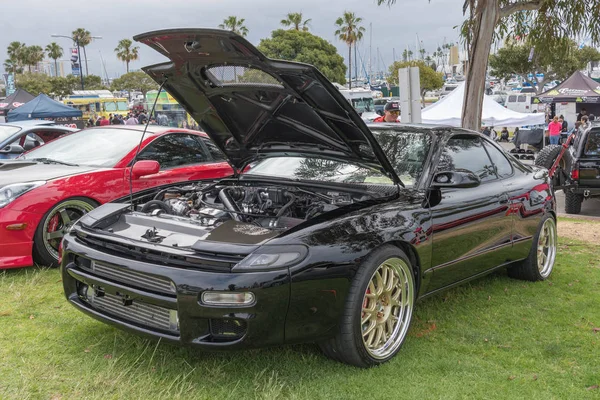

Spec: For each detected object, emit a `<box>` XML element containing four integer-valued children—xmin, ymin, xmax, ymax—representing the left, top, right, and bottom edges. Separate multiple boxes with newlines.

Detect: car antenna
<box><xmin>129</xmin><ymin>79</ymin><xmax>167</xmax><ymax>211</ymax></box>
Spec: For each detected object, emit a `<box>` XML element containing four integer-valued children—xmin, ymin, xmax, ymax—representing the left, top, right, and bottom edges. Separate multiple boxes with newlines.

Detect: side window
<box><xmin>517</xmin><ymin>95</ymin><xmax>526</xmax><ymax>103</ymax></box>
<box><xmin>137</xmin><ymin>134</ymin><xmax>210</xmax><ymax>169</ymax></box>
<box><xmin>438</xmin><ymin>135</ymin><xmax>497</xmax><ymax>182</ymax></box>
<box><xmin>201</xmin><ymin>137</ymin><xmax>226</xmax><ymax>161</ymax></box>
<box><xmin>508</xmin><ymin>95</ymin><xmax>517</xmax><ymax>103</ymax></box>
<box><xmin>482</xmin><ymin>140</ymin><xmax>513</xmax><ymax>178</ymax></box>
<box><xmin>584</xmin><ymin>130</ymin><xmax>600</xmax><ymax>156</ymax></box>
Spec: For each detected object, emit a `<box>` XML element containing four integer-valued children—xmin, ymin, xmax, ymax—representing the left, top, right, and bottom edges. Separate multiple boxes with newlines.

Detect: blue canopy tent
<box><xmin>7</xmin><ymin>94</ymin><xmax>82</xmax><ymax>122</ymax></box>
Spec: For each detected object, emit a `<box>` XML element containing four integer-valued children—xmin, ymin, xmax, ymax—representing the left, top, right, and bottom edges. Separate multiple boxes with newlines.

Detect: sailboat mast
<box><xmin>369</xmin><ymin>22</ymin><xmax>372</xmax><ymax>84</ymax></box>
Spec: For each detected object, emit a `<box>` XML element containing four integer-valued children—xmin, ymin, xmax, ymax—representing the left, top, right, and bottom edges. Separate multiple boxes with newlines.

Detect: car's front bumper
<box><xmin>60</xmin><ymin>232</ymin><xmax>291</xmax><ymax>349</ymax></box>
<box><xmin>0</xmin><ymin>208</ymin><xmax>39</xmax><ymax>269</ymax></box>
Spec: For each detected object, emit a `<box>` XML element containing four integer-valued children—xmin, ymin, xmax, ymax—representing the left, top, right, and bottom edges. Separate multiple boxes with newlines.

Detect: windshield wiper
<box><xmin>29</xmin><ymin>158</ymin><xmax>79</xmax><ymax>166</ymax></box>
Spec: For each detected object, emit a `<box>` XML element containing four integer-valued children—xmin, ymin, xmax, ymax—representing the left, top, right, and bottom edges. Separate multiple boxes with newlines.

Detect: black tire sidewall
<box><xmin>347</xmin><ymin>245</ymin><xmax>414</xmax><ymax>366</ymax></box>
<box><xmin>33</xmin><ymin>197</ymin><xmax>97</xmax><ymax>267</ymax></box>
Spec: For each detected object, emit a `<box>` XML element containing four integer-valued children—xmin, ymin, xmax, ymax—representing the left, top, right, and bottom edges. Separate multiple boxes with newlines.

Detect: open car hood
<box><xmin>134</xmin><ymin>28</ymin><xmax>399</xmax><ymax>183</ymax></box>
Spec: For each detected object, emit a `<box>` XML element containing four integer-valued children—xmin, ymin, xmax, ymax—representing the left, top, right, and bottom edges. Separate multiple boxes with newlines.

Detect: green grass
<box><xmin>1</xmin><ymin>236</ymin><xmax>600</xmax><ymax>399</ymax></box>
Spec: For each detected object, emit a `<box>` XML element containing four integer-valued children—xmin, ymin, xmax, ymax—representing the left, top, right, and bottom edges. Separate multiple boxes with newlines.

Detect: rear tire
<box><xmin>508</xmin><ymin>214</ymin><xmax>557</xmax><ymax>281</ymax></box>
<box><xmin>319</xmin><ymin>245</ymin><xmax>415</xmax><ymax>368</ymax></box>
<box><xmin>564</xmin><ymin>191</ymin><xmax>583</xmax><ymax>214</ymax></box>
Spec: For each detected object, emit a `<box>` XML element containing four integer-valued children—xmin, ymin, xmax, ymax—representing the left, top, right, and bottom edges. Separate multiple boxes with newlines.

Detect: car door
<box><xmin>131</xmin><ymin>133</ymin><xmax>232</xmax><ymax>191</ymax></box>
<box><xmin>427</xmin><ymin>133</ymin><xmax>513</xmax><ymax>291</ymax></box>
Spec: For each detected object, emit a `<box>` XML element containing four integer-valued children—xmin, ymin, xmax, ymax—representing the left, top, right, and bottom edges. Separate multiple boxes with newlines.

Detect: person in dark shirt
<box><xmin>577</xmin><ymin>108</ymin><xmax>587</xmax><ymax>122</ymax></box>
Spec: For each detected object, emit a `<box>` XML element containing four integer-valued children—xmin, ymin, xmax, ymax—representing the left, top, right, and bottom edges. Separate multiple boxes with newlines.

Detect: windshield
<box><xmin>352</xmin><ymin>98</ymin><xmax>375</xmax><ymax>113</ymax></box>
<box><xmin>0</xmin><ymin>125</ymin><xmax>21</xmax><ymax>142</ymax></box>
<box><xmin>20</xmin><ymin>128</ymin><xmax>145</xmax><ymax>167</ymax></box>
<box><xmin>117</xmin><ymin>101</ymin><xmax>128</xmax><ymax>111</ymax></box>
<box><xmin>104</xmin><ymin>101</ymin><xmax>117</xmax><ymax>112</ymax></box>
<box><xmin>371</xmin><ymin>129</ymin><xmax>432</xmax><ymax>186</ymax></box>
<box><xmin>247</xmin><ymin>130</ymin><xmax>431</xmax><ymax>187</ymax></box>
<box><xmin>247</xmin><ymin>157</ymin><xmax>393</xmax><ymax>184</ymax></box>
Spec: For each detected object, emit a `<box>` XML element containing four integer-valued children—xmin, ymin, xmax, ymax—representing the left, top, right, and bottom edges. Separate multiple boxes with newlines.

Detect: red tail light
<box><xmin>571</xmin><ymin>168</ymin><xmax>579</xmax><ymax>180</ymax></box>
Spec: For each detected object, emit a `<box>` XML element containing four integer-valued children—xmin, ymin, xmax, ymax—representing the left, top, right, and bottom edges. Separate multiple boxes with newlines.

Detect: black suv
<box><xmin>536</xmin><ymin>124</ymin><xmax>600</xmax><ymax>214</ymax></box>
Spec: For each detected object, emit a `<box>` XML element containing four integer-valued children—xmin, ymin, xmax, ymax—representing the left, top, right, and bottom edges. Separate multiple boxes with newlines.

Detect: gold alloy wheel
<box><xmin>537</xmin><ymin>218</ymin><xmax>557</xmax><ymax>278</ymax></box>
<box><xmin>361</xmin><ymin>257</ymin><xmax>414</xmax><ymax>359</ymax></box>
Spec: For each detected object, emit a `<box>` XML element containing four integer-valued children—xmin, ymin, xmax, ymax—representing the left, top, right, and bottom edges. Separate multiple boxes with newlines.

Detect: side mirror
<box><xmin>431</xmin><ymin>170</ymin><xmax>481</xmax><ymax>189</ymax></box>
<box><xmin>0</xmin><ymin>144</ymin><xmax>25</xmax><ymax>154</ymax></box>
<box><xmin>132</xmin><ymin>160</ymin><xmax>160</xmax><ymax>179</ymax></box>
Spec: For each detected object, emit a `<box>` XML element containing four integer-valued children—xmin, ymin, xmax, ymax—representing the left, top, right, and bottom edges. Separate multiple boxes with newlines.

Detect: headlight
<box><xmin>0</xmin><ymin>181</ymin><xmax>46</xmax><ymax>208</ymax></box>
<box><xmin>232</xmin><ymin>245</ymin><xmax>308</xmax><ymax>272</ymax></box>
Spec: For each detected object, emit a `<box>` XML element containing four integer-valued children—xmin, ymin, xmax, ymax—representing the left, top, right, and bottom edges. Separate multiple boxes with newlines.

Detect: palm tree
<box><xmin>45</xmin><ymin>42</ymin><xmax>63</xmax><ymax>77</ymax></box>
<box><xmin>335</xmin><ymin>11</ymin><xmax>365</xmax><ymax>89</ymax></box>
<box><xmin>218</xmin><ymin>16</ymin><xmax>249</xmax><ymax>36</ymax></box>
<box><xmin>6</xmin><ymin>41</ymin><xmax>26</xmax><ymax>76</ymax></box>
<box><xmin>72</xmin><ymin>28</ymin><xmax>92</xmax><ymax>76</ymax></box>
<box><xmin>114</xmin><ymin>39</ymin><xmax>139</xmax><ymax>73</ymax></box>
<box><xmin>407</xmin><ymin>50</ymin><xmax>413</xmax><ymax>61</ymax></box>
<box><xmin>419</xmin><ymin>48</ymin><xmax>426</xmax><ymax>60</ymax></box>
<box><xmin>24</xmin><ymin>45</ymin><xmax>44</xmax><ymax>73</ymax></box>
<box><xmin>280</xmin><ymin>12</ymin><xmax>311</xmax><ymax>31</ymax></box>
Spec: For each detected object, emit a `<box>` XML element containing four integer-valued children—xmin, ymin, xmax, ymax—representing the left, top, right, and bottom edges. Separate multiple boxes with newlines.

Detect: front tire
<box><xmin>319</xmin><ymin>245</ymin><xmax>415</xmax><ymax>367</ymax></box>
<box><xmin>33</xmin><ymin>197</ymin><xmax>97</xmax><ymax>267</ymax></box>
<box><xmin>508</xmin><ymin>214</ymin><xmax>557</xmax><ymax>281</ymax></box>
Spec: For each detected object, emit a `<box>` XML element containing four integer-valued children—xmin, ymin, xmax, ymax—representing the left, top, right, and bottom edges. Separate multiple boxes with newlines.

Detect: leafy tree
<box><xmin>387</xmin><ymin>60</ymin><xmax>444</xmax><ymax>102</ymax></box>
<box><xmin>218</xmin><ymin>16</ymin><xmax>249</xmax><ymax>36</ymax></box>
<box><xmin>23</xmin><ymin>45</ymin><xmax>44</xmax><ymax>73</ymax></box>
<box><xmin>45</xmin><ymin>42</ymin><xmax>63</xmax><ymax>77</ymax></box>
<box><xmin>280</xmin><ymin>12</ymin><xmax>311</xmax><ymax>31</ymax></box>
<box><xmin>49</xmin><ymin>75</ymin><xmax>79</xmax><ymax>97</ymax></box>
<box><xmin>334</xmin><ymin>11</ymin><xmax>365</xmax><ymax>89</ymax></box>
<box><xmin>379</xmin><ymin>0</ymin><xmax>600</xmax><ymax>130</ymax></box>
<box><xmin>6</xmin><ymin>42</ymin><xmax>26</xmax><ymax>77</ymax></box>
<box><xmin>489</xmin><ymin>41</ymin><xmax>600</xmax><ymax>94</ymax></box>
<box><xmin>258</xmin><ymin>29</ymin><xmax>347</xmax><ymax>84</ymax></box>
<box><xmin>115</xmin><ymin>39</ymin><xmax>139</xmax><ymax>73</ymax></box>
<box><xmin>15</xmin><ymin>72</ymin><xmax>51</xmax><ymax>95</ymax></box>
<box><xmin>83</xmin><ymin>74</ymin><xmax>107</xmax><ymax>90</ymax></box>
<box><xmin>110</xmin><ymin>71</ymin><xmax>158</xmax><ymax>95</ymax></box>
<box><xmin>72</xmin><ymin>28</ymin><xmax>92</xmax><ymax>76</ymax></box>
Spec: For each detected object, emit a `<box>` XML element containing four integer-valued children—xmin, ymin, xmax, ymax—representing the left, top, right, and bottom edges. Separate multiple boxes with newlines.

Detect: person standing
<box><xmin>577</xmin><ymin>108</ymin><xmax>587</xmax><ymax>122</ymax></box>
<box><xmin>99</xmin><ymin>116</ymin><xmax>110</xmax><ymax>126</ymax></box>
<box><xmin>125</xmin><ymin>114</ymin><xmax>138</xmax><ymax>125</ymax></box>
<box><xmin>547</xmin><ymin>116</ymin><xmax>562</xmax><ymax>145</ymax></box>
<box><xmin>372</xmin><ymin>102</ymin><xmax>401</xmax><ymax>123</ymax></box>
<box><xmin>559</xmin><ymin>115</ymin><xmax>568</xmax><ymax>133</ymax></box>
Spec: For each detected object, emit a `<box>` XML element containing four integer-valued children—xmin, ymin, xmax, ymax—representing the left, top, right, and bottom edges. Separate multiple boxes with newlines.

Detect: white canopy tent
<box><xmin>421</xmin><ymin>82</ymin><xmax>546</xmax><ymax>127</ymax></box>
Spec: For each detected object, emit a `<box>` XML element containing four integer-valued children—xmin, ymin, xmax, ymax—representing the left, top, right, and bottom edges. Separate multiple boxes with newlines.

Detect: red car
<box><xmin>0</xmin><ymin>125</ymin><xmax>233</xmax><ymax>269</ymax></box>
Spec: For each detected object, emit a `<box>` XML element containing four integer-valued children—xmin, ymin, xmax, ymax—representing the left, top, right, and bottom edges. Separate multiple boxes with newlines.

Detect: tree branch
<box><xmin>499</xmin><ymin>0</ymin><xmax>543</xmax><ymax>19</ymax></box>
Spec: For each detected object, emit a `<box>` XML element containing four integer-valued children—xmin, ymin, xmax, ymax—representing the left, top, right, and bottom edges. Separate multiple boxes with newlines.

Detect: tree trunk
<box><xmin>54</xmin><ymin>59</ymin><xmax>58</xmax><ymax>77</ymax></box>
<box><xmin>83</xmin><ymin>46</ymin><xmax>89</xmax><ymax>76</ymax></box>
<box><xmin>126</xmin><ymin>61</ymin><xmax>130</xmax><ymax>74</ymax></box>
<box><xmin>348</xmin><ymin>45</ymin><xmax>352</xmax><ymax>89</ymax></box>
<box><xmin>461</xmin><ymin>0</ymin><xmax>499</xmax><ymax>130</ymax></box>
<box><xmin>354</xmin><ymin>44</ymin><xmax>358</xmax><ymax>84</ymax></box>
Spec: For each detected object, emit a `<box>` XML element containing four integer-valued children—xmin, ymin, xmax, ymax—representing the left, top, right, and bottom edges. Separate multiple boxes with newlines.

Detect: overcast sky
<box><xmin>1</xmin><ymin>0</ymin><xmax>466</xmax><ymax>79</ymax></box>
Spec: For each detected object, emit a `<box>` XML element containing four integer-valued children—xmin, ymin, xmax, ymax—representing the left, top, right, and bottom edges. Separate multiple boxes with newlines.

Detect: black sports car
<box><xmin>60</xmin><ymin>29</ymin><xmax>557</xmax><ymax>368</ymax></box>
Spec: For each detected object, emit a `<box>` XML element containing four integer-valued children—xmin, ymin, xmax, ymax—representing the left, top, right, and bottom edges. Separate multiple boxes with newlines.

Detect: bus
<box><xmin>63</xmin><ymin>92</ymin><xmax>129</xmax><ymax>121</ymax></box>
<box><xmin>145</xmin><ymin>91</ymin><xmax>196</xmax><ymax>128</ymax></box>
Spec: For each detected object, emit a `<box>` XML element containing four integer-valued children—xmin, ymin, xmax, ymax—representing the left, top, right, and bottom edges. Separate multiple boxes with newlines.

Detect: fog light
<box><xmin>201</xmin><ymin>291</ymin><xmax>255</xmax><ymax>306</ymax></box>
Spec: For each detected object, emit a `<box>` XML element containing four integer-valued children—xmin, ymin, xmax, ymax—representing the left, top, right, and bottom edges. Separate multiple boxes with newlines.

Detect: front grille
<box><xmin>209</xmin><ymin>319</ymin><xmax>247</xmax><ymax>341</ymax></box>
<box><xmin>87</xmin><ymin>291</ymin><xmax>179</xmax><ymax>334</ymax></box>
<box><xmin>78</xmin><ymin>259</ymin><xmax>176</xmax><ymax>296</ymax></box>
<box><xmin>75</xmin><ymin>233</ymin><xmax>237</xmax><ymax>272</ymax></box>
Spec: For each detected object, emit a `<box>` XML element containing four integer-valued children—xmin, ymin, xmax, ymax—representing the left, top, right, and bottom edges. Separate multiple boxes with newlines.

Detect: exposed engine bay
<box><xmin>136</xmin><ymin>181</ymin><xmax>381</xmax><ymax>231</ymax></box>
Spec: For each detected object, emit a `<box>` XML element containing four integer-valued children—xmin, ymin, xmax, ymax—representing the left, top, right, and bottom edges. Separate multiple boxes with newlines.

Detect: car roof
<box><xmin>83</xmin><ymin>125</ymin><xmax>208</xmax><ymax>137</ymax></box>
<box><xmin>1</xmin><ymin>120</ymin><xmax>58</xmax><ymax>128</ymax></box>
<box><xmin>366</xmin><ymin>122</ymin><xmax>454</xmax><ymax>131</ymax></box>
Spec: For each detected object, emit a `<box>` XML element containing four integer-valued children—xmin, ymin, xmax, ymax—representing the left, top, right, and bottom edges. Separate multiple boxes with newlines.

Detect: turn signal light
<box><xmin>201</xmin><ymin>291</ymin><xmax>255</xmax><ymax>306</ymax></box>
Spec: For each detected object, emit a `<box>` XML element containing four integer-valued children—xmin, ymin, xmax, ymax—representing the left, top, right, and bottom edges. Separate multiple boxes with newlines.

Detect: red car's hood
<box><xmin>0</xmin><ymin>160</ymin><xmax>99</xmax><ymax>187</ymax></box>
